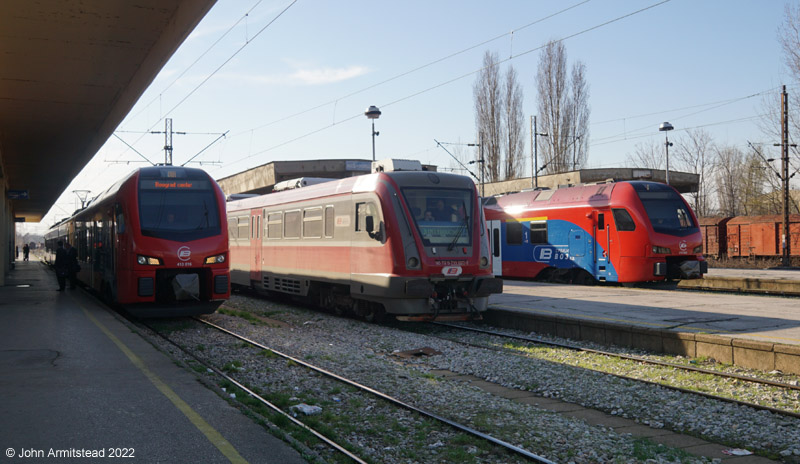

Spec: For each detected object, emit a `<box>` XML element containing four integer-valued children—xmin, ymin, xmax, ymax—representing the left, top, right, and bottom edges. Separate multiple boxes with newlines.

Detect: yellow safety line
<box><xmin>77</xmin><ymin>300</ymin><xmax>248</xmax><ymax>464</ymax></box>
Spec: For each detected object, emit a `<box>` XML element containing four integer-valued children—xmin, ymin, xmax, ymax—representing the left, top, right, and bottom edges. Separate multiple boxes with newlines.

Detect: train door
<box><xmin>488</xmin><ymin>220</ymin><xmax>502</xmax><ymax>276</ymax></box>
<box><xmin>249</xmin><ymin>208</ymin><xmax>262</xmax><ymax>286</ymax></box>
<box><xmin>594</xmin><ymin>211</ymin><xmax>612</xmax><ymax>281</ymax></box>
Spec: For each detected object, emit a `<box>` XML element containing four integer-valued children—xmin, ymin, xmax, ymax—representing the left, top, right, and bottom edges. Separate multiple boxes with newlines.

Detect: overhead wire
<box><xmin>217</xmin><ymin>0</ymin><xmax>673</xmax><ymax>172</ymax></box>
<box><xmin>44</xmin><ymin>1</ymin><xmax>292</xmax><ymax>224</ymax></box>
<box><xmin>230</xmin><ymin>0</ymin><xmax>593</xmax><ymax>138</ymax></box>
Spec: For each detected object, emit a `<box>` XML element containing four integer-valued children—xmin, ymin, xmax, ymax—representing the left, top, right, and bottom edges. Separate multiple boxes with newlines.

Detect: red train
<box><xmin>699</xmin><ymin>214</ymin><xmax>800</xmax><ymax>260</ymax></box>
<box><xmin>226</xmin><ymin>162</ymin><xmax>502</xmax><ymax>321</ymax></box>
<box><xmin>484</xmin><ymin>181</ymin><xmax>707</xmax><ymax>283</ymax></box>
<box><xmin>45</xmin><ymin>166</ymin><xmax>230</xmax><ymax>317</ymax></box>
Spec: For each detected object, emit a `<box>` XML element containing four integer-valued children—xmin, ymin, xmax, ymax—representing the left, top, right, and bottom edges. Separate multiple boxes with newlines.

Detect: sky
<box><xmin>20</xmin><ymin>0</ymin><xmax>796</xmax><ymax>235</ymax></box>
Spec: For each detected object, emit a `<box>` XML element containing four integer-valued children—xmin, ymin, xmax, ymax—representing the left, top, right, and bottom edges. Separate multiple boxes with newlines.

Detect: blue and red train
<box><xmin>484</xmin><ymin>180</ymin><xmax>707</xmax><ymax>283</ymax></box>
<box><xmin>45</xmin><ymin>166</ymin><xmax>230</xmax><ymax>317</ymax></box>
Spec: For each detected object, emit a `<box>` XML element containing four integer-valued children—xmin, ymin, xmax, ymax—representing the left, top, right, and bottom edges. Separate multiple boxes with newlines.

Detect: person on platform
<box><xmin>22</xmin><ymin>244</ymin><xmax>29</xmax><ymax>261</ymax></box>
<box><xmin>54</xmin><ymin>241</ymin><xmax>67</xmax><ymax>291</ymax></box>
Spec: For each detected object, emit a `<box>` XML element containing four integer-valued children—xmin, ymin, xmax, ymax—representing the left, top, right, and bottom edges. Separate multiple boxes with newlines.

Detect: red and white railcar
<box><xmin>45</xmin><ymin>166</ymin><xmax>230</xmax><ymax>317</ymax></box>
<box><xmin>226</xmin><ymin>162</ymin><xmax>502</xmax><ymax>321</ymax></box>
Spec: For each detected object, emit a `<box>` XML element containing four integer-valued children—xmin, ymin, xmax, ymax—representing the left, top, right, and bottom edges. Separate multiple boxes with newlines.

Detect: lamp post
<box><xmin>659</xmin><ymin>122</ymin><xmax>674</xmax><ymax>185</ymax></box>
<box><xmin>531</xmin><ymin>115</ymin><xmax>549</xmax><ymax>189</ymax></box>
<box><xmin>365</xmin><ymin>105</ymin><xmax>381</xmax><ymax>161</ymax></box>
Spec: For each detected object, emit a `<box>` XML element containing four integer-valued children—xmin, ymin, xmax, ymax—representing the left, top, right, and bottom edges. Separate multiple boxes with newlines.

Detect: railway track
<box><xmin>135</xmin><ymin>294</ymin><xmax>800</xmax><ymax>460</ymax></box>
<box><xmin>140</xmin><ymin>315</ymin><xmax>556</xmax><ymax>464</ymax></box>
<box><xmin>425</xmin><ymin>321</ymin><xmax>800</xmax><ymax>420</ymax></box>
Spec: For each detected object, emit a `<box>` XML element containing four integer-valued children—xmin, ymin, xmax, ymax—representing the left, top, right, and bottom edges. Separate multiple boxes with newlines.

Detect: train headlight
<box><xmin>136</xmin><ymin>255</ymin><xmax>162</xmax><ymax>266</ymax></box>
<box><xmin>693</xmin><ymin>246</ymin><xmax>703</xmax><ymax>254</ymax></box>
<box><xmin>480</xmin><ymin>256</ymin><xmax>489</xmax><ymax>268</ymax></box>
<box><xmin>205</xmin><ymin>254</ymin><xmax>226</xmax><ymax>265</ymax></box>
<box><xmin>407</xmin><ymin>257</ymin><xmax>419</xmax><ymax>269</ymax></box>
<box><xmin>652</xmin><ymin>246</ymin><xmax>671</xmax><ymax>255</ymax></box>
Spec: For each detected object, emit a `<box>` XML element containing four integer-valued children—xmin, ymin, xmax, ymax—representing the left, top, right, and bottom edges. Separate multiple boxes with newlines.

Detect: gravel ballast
<box><xmin>150</xmin><ymin>295</ymin><xmax>800</xmax><ymax>463</ymax></box>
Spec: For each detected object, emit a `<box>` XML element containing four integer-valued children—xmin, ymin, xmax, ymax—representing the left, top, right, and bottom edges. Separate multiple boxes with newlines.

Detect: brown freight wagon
<box><xmin>725</xmin><ymin>214</ymin><xmax>800</xmax><ymax>258</ymax></box>
<box><xmin>698</xmin><ymin>217</ymin><xmax>731</xmax><ymax>257</ymax></box>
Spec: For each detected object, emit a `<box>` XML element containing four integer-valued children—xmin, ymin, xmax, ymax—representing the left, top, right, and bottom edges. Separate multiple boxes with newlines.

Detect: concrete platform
<box><xmin>488</xmin><ymin>269</ymin><xmax>800</xmax><ymax>374</ymax></box>
<box><xmin>678</xmin><ymin>267</ymin><xmax>800</xmax><ymax>295</ymax></box>
<box><xmin>0</xmin><ymin>260</ymin><xmax>307</xmax><ymax>464</ymax></box>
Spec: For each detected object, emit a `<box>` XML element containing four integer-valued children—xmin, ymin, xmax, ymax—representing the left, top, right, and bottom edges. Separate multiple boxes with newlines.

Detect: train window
<box><xmin>598</xmin><ymin>213</ymin><xmax>605</xmax><ymax>230</ymax></box>
<box><xmin>284</xmin><ymin>210</ymin><xmax>301</xmax><ymax>238</ymax></box>
<box><xmin>138</xmin><ymin>181</ymin><xmax>221</xmax><ymax>241</ymax></box>
<box><xmin>324</xmin><ymin>206</ymin><xmax>334</xmax><ymax>238</ymax></box>
<box><xmin>267</xmin><ymin>212</ymin><xmax>282</xmax><ymax>239</ymax></box>
<box><xmin>506</xmin><ymin>222</ymin><xmax>523</xmax><ymax>245</ymax></box>
<box><xmin>635</xmin><ymin>187</ymin><xmax>699</xmax><ymax>236</ymax></box>
<box><xmin>303</xmin><ymin>207</ymin><xmax>323</xmax><ymax>238</ymax></box>
<box><xmin>238</xmin><ymin>217</ymin><xmax>249</xmax><ymax>241</ymax></box>
<box><xmin>612</xmin><ymin>209</ymin><xmax>636</xmax><ymax>231</ymax></box>
<box><xmin>400</xmin><ymin>187</ymin><xmax>473</xmax><ymax>246</ymax></box>
<box><xmin>228</xmin><ymin>218</ymin><xmax>238</xmax><ymax>240</ymax></box>
<box><xmin>355</xmin><ymin>202</ymin><xmax>378</xmax><ymax>233</ymax></box>
<box><xmin>530</xmin><ymin>222</ymin><xmax>547</xmax><ymax>244</ymax></box>
<box><xmin>115</xmin><ymin>204</ymin><xmax>125</xmax><ymax>234</ymax></box>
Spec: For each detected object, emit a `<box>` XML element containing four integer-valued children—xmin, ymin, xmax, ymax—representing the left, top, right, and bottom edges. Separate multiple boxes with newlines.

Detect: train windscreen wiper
<box><xmin>447</xmin><ymin>201</ymin><xmax>469</xmax><ymax>251</ymax></box>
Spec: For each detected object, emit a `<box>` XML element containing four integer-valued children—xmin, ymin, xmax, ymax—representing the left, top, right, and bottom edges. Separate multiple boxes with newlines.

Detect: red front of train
<box><xmin>485</xmin><ymin>181</ymin><xmax>707</xmax><ymax>283</ymax></box>
<box><xmin>50</xmin><ymin>166</ymin><xmax>230</xmax><ymax>317</ymax></box>
<box><xmin>227</xmin><ymin>168</ymin><xmax>502</xmax><ymax>321</ymax></box>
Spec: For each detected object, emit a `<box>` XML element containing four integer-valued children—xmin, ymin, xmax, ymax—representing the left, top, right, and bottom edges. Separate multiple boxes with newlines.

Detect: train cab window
<box><xmin>530</xmin><ymin>221</ymin><xmax>548</xmax><ymax>244</ymax></box>
<box><xmin>612</xmin><ymin>208</ymin><xmax>636</xmax><ymax>231</ymax></box>
<box><xmin>138</xmin><ymin>177</ymin><xmax>221</xmax><ymax>242</ymax></box>
<box><xmin>634</xmin><ymin>183</ymin><xmax>699</xmax><ymax>236</ymax></box>
<box><xmin>267</xmin><ymin>212</ymin><xmax>282</xmax><ymax>239</ymax></box>
<box><xmin>506</xmin><ymin>222</ymin><xmax>523</xmax><ymax>245</ymax></box>
<box><xmin>284</xmin><ymin>210</ymin><xmax>301</xmax><ymax>238</ymax></box>
<box><xmin>324</xmin><ymin>206</ymin><xmax>334</xmax><ymax>238</ymax></box>
<box><xmin>303</xmin><ymin>207</ymin><xmax>323</xmax><ymax>238</ymax></box>
<box><xmin>400</xmin><ymin>187</ymin><xmax>473</xmax><ymax>247</ymax></box>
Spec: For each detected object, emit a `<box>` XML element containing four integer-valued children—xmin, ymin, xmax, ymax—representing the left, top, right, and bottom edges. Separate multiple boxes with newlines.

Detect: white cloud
<box><xmin>288</xmin><ymin>66</ymin><xmax>370</xmax><ymax>85</ymax></box>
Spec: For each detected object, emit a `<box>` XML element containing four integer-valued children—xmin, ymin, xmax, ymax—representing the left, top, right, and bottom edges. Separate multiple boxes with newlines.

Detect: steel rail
<box><xmin>141</xmin><ymin>322</ymin><xmax>368</xmax><ymax>464</ymax></box>
<box><xmin>432</xmin><ymin>322</ymin><xmax>800</xmax><ymax>420</ymax></box>
<box><xmin>196</xmin><ymin>318</ymin><xmax>556</xmax><ymax>464</ymax></box>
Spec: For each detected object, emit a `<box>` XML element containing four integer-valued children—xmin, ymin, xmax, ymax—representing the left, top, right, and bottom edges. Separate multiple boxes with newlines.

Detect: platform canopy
<box><xmin>0</xmin><ymin>0</ymin><xmax>215</xmax><ymax>222</ymax></box>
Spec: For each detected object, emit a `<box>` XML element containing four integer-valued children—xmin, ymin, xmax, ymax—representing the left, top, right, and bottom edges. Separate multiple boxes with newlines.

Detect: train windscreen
<box><xmin>138</xmin><ymin>174</ymin><xmax>221</xmax><ymax>241</ymax></box>
<box><xmin>401</xmin><ymin>187</ymin><xmax>473</xmax><ymax>247</ymax></box>
<box><xmin>633</xmin><ymin>184</ymin><xmax>698</xmax><ymax>237</ymax></box>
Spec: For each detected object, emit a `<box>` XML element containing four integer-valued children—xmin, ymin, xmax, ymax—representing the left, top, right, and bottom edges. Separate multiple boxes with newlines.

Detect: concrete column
<box><xmin>0</xmin><ymin>195</ymin><xmax>8</xmax><ymax>285</ymax></box>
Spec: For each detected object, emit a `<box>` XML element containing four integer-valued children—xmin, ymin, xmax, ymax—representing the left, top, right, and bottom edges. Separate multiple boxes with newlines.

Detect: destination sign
<box><xmin>8</xmin><ymin>190</ymin><xmax>29</xmax><ymax>200</ymax></box>
<box><xmin>139</xmin><ymin>180</ymin><xmax>210</xmax><ymax>190</ymax></box>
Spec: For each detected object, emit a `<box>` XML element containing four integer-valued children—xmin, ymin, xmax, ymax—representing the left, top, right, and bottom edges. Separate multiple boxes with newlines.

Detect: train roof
<box><xmin>227</xmin><ymin>170</ymin><xmax>476</xmax><ymax>211</ymax></box>
<box><xmin>488</xmin><ymin>181</ymin><xmax>681</xmax><ymax>211</ymax></box>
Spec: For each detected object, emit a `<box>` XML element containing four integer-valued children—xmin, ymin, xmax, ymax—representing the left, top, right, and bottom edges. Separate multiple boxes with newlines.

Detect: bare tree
<box><xmin>473</xmin><ymin>51</ymin><xmax>503</xmax><ymax>182</ymax></box>
<box><xmin>625</xmin><ymin>140</ymin><xmax>663</xmax><ymax>170</ymax></box>
<box><xmin>536</xmin><ymin>41</ymin><xmax>590</xmax><ymax>174</ymax></box>
<box><xmin>673</xmin><ymin>129</ymin><xmax>716</xmax><ymax>216</ymax></box>
<box><xmin>504</xmin><ymin>65</ymin><xmax>525</xmax><ymax>180</ymax></box>
<box><xmin>567</xmin><ymin>62</ymin><xmax>590</xmax><ymax>170</ymax></box>
<box><xmin>715</xmin><ymin>145</ymin><xmax>746</xmax><ymax>216</ymax></box>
